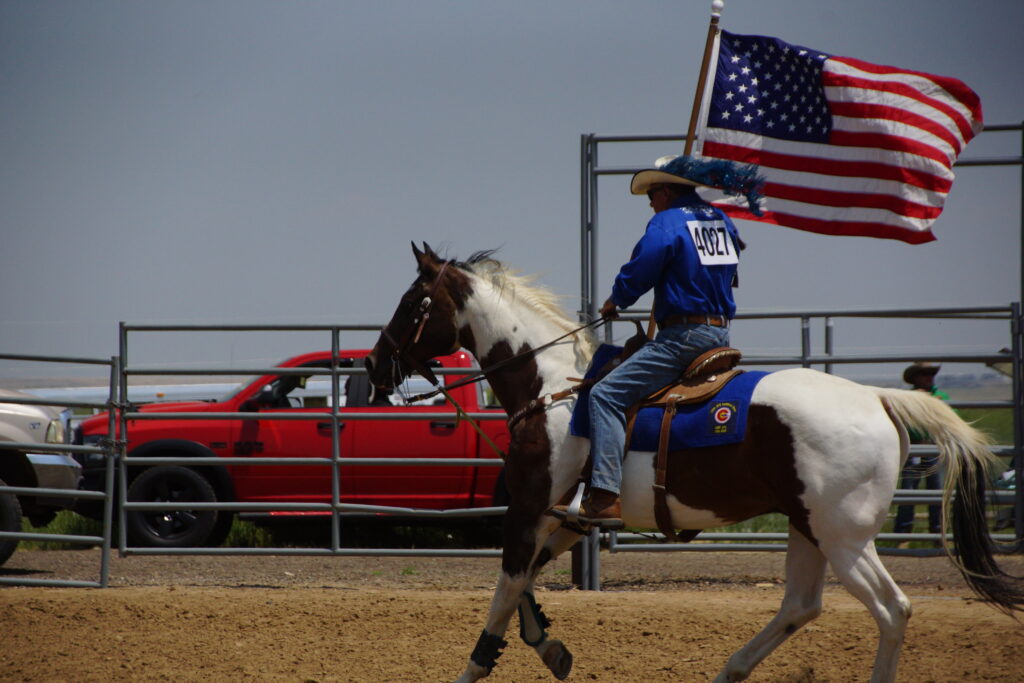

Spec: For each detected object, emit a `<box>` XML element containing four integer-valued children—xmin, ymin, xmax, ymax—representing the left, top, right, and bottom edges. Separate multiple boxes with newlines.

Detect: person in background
<box><xmin>894</xmin><ymin>362</ymin><xmax>948</xmax><ymax>537</ymax></box>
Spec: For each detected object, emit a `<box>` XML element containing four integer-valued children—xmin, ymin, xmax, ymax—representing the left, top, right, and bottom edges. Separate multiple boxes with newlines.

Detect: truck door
<box><xmin>342</xmin><ymin>367</ymin><xmax>475</xmax><ymax>510</ymax></box>
<box><xmin>231</xmin><ymin>360</ymin><xmax>353</xmax><ymax>505</ymax></box>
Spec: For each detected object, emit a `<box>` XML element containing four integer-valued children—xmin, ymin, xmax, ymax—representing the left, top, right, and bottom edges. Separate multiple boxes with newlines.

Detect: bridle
<box><xmin>379</xmin><ymin>260</ymin><xmax>453</xmax><ymax>387</ymax></box>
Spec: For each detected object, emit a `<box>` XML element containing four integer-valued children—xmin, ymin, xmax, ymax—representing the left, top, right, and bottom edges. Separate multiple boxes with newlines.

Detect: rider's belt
<box><xmin>659</xmin><ymin>313</ymin><xmax>729</xmax><ymax>329</ymax></box>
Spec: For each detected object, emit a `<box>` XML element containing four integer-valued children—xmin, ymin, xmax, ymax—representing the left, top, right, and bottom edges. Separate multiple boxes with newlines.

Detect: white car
<box><xmin>0</xmin><ymin>388</ymin><xmax>82</xmax><ymax>566</ymax></box>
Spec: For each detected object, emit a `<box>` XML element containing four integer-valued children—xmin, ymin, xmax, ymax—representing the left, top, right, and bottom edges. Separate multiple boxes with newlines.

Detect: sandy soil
<box><xmin>2</xmin><ymin>549</ymin><xmax>1023</xmax><ymax>682</ymax></box>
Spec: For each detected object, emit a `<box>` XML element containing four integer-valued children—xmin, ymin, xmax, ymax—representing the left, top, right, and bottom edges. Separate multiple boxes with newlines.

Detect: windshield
<box><xmin>221</xmin><ymin>375</ymin><xmax>260</xmax><ymax>402</ymax></box>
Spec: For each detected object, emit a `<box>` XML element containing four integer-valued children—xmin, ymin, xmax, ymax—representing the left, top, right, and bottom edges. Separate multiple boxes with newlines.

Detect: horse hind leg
<box><xmin>716</xmin><ymin>526</ymin><xmax>827</xmax><ymax>682</ymax></box>
<box><xmin>824</xmin><ymin>540</ymin><xmax>911</xmax><ymax>683</ymax></box>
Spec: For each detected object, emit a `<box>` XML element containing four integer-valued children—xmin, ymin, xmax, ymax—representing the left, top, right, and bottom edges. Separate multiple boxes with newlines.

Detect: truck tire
<box><xmin>0</xmin><ymin>477</ymin><xmax>23</xmax><ymax>566</ymax></box>
<box><xmin>126</xmin><ymin>466</ymin><xmax>219</xmax><ymax>548</ymax></box>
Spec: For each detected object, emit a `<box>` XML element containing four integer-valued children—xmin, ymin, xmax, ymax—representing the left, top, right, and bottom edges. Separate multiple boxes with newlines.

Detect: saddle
<box><xmin>624</xmin><ymin>346</ymin><xmax>744</xmax><ymax>543</ymax></box>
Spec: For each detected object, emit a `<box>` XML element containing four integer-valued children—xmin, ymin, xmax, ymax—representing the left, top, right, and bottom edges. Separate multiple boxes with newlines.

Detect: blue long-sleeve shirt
<box><xmin>610</xmin><ymin>194</ymin><xmax>740</xmax><ymax>323</ymax></box>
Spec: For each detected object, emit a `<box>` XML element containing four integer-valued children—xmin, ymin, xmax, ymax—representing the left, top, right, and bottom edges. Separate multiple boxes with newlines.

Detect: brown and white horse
<box><xmin>366</xmin><ymin>244</ymin><xmax>1022</xmax><ymax>683</ymax></box>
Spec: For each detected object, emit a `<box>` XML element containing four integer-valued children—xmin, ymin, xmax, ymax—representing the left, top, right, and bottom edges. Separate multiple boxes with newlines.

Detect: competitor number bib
<box><xmin>687</xmin><ymin>219</ymin><xmax>739</xmax><ymax>266</ymax></box>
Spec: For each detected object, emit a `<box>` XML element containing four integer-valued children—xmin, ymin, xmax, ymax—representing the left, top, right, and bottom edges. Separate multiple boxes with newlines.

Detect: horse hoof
<box><xmin>540</xmin><ymin>639</ymin><xmax>573</xmax><ymax>680</ymax></box>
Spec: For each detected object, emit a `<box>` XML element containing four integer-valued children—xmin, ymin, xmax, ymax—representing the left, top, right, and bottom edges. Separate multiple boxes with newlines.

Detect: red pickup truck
<box><xmin>73</xmin><ymin>350</ymin><xmax>509</xmax><ymax>548</ymax></box>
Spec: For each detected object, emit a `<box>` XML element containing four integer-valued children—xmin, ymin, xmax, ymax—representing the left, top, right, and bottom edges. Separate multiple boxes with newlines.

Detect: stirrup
<box><xmin>547</xmin><ymin>482</ymin><xmax>591</xmax><ymax>532</ymax></box>
<box><xmin>547</xmin><ymin>482</ymin><xmax>625</xmax><ymax>530</ymax></box>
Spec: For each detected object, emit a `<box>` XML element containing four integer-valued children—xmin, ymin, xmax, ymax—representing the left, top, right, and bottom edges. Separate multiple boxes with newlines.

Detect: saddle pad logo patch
<box><xmin>708</xmin><ymin>401</ymin><xmax>738</xmax><ymax>435</ymax></box>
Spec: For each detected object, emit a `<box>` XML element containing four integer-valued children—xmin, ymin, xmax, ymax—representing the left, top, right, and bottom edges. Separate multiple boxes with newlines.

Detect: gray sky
<box><xmin>1</xmin><ymin>1</ymin><xmax>1021</xmax><ymax>383</ymax></box>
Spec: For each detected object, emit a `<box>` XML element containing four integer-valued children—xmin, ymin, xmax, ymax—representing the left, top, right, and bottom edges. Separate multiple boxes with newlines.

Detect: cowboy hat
<box><xmin>630</xmin><ymin>154</ymin><xmax>765</xmax><ymax>215</ymax></box>
<box><xmin>903</xmin><ymin>362</ymin><xmax>941</xmax><ymax>384</ymax></box>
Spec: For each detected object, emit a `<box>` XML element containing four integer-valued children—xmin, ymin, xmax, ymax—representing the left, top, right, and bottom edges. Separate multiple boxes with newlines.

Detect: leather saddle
<box><xmin>624</xmin><ymin>345</ymin><xmax>744</xmax><ymax>544</ymax></box>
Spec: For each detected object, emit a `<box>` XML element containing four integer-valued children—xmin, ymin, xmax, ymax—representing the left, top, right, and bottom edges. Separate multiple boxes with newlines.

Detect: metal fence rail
<box><xmin>0</xmin><ymin>352</ymin><xmax>119</xmax><ymax>588</ymax></box>
<box><xmin>576</xmin><ymin>124</ymin><xmax>1023</xmax><ymax>588</ymax></box>
<box><xmin>111</xmin><ymin>323</ymin><xmax>508</xmax><ymax>561</ymax></box>
<box><xmin>2</xmin><ymin>307</ymin><xmax>1021</xmax><ymax>586</ymax></box>
<box><xmin>584</xmin><ymin>308</ymin><xmax>1022</xmax><ymax>589</ymax></box>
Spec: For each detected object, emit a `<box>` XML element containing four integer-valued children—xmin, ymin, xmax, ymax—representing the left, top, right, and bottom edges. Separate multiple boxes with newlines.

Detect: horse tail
<box><xmin>874</xmin><ymin>387</ymin><xmax>1024</xmax><ymax>615</ymax></box>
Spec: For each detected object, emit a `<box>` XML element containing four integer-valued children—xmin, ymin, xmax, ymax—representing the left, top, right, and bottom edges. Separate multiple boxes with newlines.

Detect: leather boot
<box><xmin>583</xmin><ymin>487</ymin><xmax>622</xmax><ymax>523</ymax></box>
<box><xmin>549</xmin><ymin>487</ymin><xmax>623</xmax><ymax>529</ymax></box>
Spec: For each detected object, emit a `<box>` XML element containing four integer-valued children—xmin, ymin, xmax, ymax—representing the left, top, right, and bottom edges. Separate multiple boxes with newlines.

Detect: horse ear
<box><xmin>412</xmin><ymin>241</ymin><xmax>440</xmax><ymax>276</ymax></box>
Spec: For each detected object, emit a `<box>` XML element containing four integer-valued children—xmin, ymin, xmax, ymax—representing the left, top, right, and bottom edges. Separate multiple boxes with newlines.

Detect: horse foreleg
<box><xmin>454</xmin><ymin>514</ymin><xmax>573</xmax><ymax>683</ymax></box>
<box><xmin>715</xmin><ymin>526</ymin><xmax>827</xmax><ymax>682</ymax></box>
<box><xmin>452</xmin><ymin>570</ymin><xmax>530</xmax><ymax>683</ymax></box>
<box><xmin>518</xmin><ymin>527</ymin><xmax>583</xmax><ymax>680</ymax></box>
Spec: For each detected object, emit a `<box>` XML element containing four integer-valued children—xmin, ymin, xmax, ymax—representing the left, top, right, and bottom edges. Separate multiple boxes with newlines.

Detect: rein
<box><xmin>398</xmin><ymin>316</ymin><xmax>607</xmax><ymax>461</ymax></box>
<box><xmin>403</xmin><ymin>317</ymin><xmax>606</xmax><ymax>404</ymax></box>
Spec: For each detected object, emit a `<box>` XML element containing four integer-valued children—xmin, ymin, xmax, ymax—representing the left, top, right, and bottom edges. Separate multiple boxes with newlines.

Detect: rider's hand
<box><xmin>599</xmin><ymin>299</ymin><xmax>619</xmax><ymax>320</ymax></box>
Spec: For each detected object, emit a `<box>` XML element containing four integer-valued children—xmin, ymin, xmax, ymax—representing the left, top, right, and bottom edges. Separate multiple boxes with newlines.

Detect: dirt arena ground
<box><xmin>2</xmin><ymin>548</ymin><xmax>1023</xmax><ymax>682</ymax></box>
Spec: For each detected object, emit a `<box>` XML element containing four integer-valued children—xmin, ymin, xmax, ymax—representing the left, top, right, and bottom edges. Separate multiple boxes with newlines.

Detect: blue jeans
<box><xmin>894</xmin><ymin>455</ymin><xmax>942</xmax><ymax>533</ymax></box>
<box><xmin>589</xmin><ymin>323</ymin><xmax>730</xmax><ymax>494</ymax></box>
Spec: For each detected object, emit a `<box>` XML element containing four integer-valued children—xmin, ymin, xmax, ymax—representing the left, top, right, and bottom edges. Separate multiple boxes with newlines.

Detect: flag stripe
<box><xmin>767</xmin><ymin>182</ymin><xmax>943</xmax><ymax>219</ymax></box>
<box><xmin>829</xmin><ymin>109</ymin><xmax>962</xmax><ymax>161</ymax></box>
<box><xmin>703</xmin><ymin>142</ymin><xmax>952</xmax><ymax>214</ymax></box>
<box><xmin>711</xmin><ymin>197</ymin><xmax>937</xmax><ymax>244</ymax></box>
<box><xmin>707</xmin><ymin>187</ymin><xmax>940</xmax><ymax>231</ymax></box>
<box><xmin>702</xmin><ymin>138</ymin><xmax>953</xmax><ymax>192</ymax></box>
<box><xmin>831</xmin><ymin>55</ymin><xmax>983</xmax><ymax>122</ymax></box>
<box><xmin>824</xmin><ymin>71</ymin><xmax>976</xmax><ymax>144</ymax></box>
<box><xmin>828</xmin><ymin>129</ymin><xmax>956</xmax><ymax>170</ymax></box>
<box><xmin>829</xmin><ymin>101</ymin><xmax>964</xmax><ymax>158</ymax></box>
<box><xmin>700</xmin><ymin>31</ymin><xmax>982</xmax><ymax>243</ymax></box>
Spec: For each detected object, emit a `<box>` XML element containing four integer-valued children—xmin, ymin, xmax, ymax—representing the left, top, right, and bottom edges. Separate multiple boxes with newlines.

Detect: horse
<box><xmin>366</xmin><ymin>243</ymin><xmax>1023</xmax><ymax>683</ymax></box>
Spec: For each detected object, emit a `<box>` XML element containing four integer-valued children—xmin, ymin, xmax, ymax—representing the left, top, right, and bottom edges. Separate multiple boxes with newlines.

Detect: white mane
<box><xmin>462</xmin><ymin>256</ymin><xmax>600</xmax><ymax>362</ymax></box>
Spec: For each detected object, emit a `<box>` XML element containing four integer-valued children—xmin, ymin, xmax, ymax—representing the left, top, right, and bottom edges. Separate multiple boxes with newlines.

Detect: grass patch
<box><xmin>222</xmin><ymin>519</ymin><xmax>275</xmax><ymax>547</ymax></box>
<box><xmin>958</xmin><ymin>407</ymin><xmax>1014</xmax><ymax>446</ymax></box>
<box><xmin>716</xmin><ymin>513</ymin><xmax>789</xmax><ymax>534</ymax></box>
<box><xmin>20</xmin><ymin>511</ymin><xmax>103</xmax><ymax>550</ymax></box>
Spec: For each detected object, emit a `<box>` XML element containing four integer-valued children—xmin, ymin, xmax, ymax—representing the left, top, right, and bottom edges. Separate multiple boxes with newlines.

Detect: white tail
<box><xmin>874</xmin><ymin>386</ymin><xmax>1023</xmax><ymax>613</ymax></box>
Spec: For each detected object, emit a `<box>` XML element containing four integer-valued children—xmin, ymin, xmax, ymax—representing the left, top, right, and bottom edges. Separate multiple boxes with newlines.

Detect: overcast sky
<box><xmin>1</xmin><ymin>1</ymin><xmax>1021</xmax><ymax>384</ymax></box>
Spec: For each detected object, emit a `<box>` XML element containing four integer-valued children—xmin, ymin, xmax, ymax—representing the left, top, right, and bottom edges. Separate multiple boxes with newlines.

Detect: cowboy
<box><xmin>894</xmin><ymin>361</ymin><xmax>948</xmax><ymax>537</ymax></box>
<box><xmin>555</xmin><ymin>154</ymin><xmax>763</xmax><ymax>528</ymax></box>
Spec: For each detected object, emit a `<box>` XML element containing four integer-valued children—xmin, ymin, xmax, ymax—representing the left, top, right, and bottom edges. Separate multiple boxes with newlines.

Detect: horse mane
<box><xmin>454</xmin><ymin>251</ymin><xmax>599</xmax><ymax>360</ymax></box>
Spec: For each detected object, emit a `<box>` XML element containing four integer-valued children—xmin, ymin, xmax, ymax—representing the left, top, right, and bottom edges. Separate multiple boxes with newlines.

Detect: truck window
<box><xmin>258</xmin><ymin>358</ymin><xmax>355</xmax><ymax>408</ymax></box>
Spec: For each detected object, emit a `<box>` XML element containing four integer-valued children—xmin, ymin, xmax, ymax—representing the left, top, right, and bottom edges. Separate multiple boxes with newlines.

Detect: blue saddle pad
<box><xmin>569</xmin><ymin>344</ymin><xmax>768</xmax><ymax>450</ymax></box>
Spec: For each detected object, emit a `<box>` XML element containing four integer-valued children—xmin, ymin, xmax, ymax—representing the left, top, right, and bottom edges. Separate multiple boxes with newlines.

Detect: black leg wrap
<box><xmin>518</xmin><ymin>592</ymin><xmax>552</xmax><ymax>646</ymax></box>
<box><xmin>470</xmin><ymin>629</ymin><xmax>508</xmax><ymax>672</ymax></box>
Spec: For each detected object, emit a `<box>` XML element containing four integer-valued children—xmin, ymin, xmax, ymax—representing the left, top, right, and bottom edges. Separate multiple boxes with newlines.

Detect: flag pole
<box><xmin>684</xmin><ymin>0</ymin><xmax>724</xmax><ymax>156</ymax></box>
<box><xmin>646</xmin><ymin>0</ymin><xmax>725</xmax><ymax>339</ymax></box>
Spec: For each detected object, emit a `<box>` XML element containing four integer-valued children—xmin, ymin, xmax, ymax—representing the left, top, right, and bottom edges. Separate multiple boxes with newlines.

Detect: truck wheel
<box><xmin>0</xmin><ymin>477</ymin><xmax>23</xmax><ymax>567</ymax></box>
<box><xmin>126</xmin><ymin>466</ymin><xmax>218</xmax><ymax>548</ymax></box>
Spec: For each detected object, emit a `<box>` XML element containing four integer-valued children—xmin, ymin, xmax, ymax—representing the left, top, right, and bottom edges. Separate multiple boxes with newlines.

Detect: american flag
<box><xmin>696</xmin><ymin>31</ymin><xmax>983</xmax><ymax>244</ymax></box>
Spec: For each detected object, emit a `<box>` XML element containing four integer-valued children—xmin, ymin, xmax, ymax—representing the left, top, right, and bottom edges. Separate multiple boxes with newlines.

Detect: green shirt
<box><xmin>908</xmin><ymin>386</ymin><xmax>949</xmax><ymax>444</ymax></box>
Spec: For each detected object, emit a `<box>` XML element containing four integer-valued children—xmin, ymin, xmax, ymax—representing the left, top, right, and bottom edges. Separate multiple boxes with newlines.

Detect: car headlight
<box><xmin>45</xmin><ymin>417</ymin><xmax>66</xmax><ymax>444</ymax></box>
